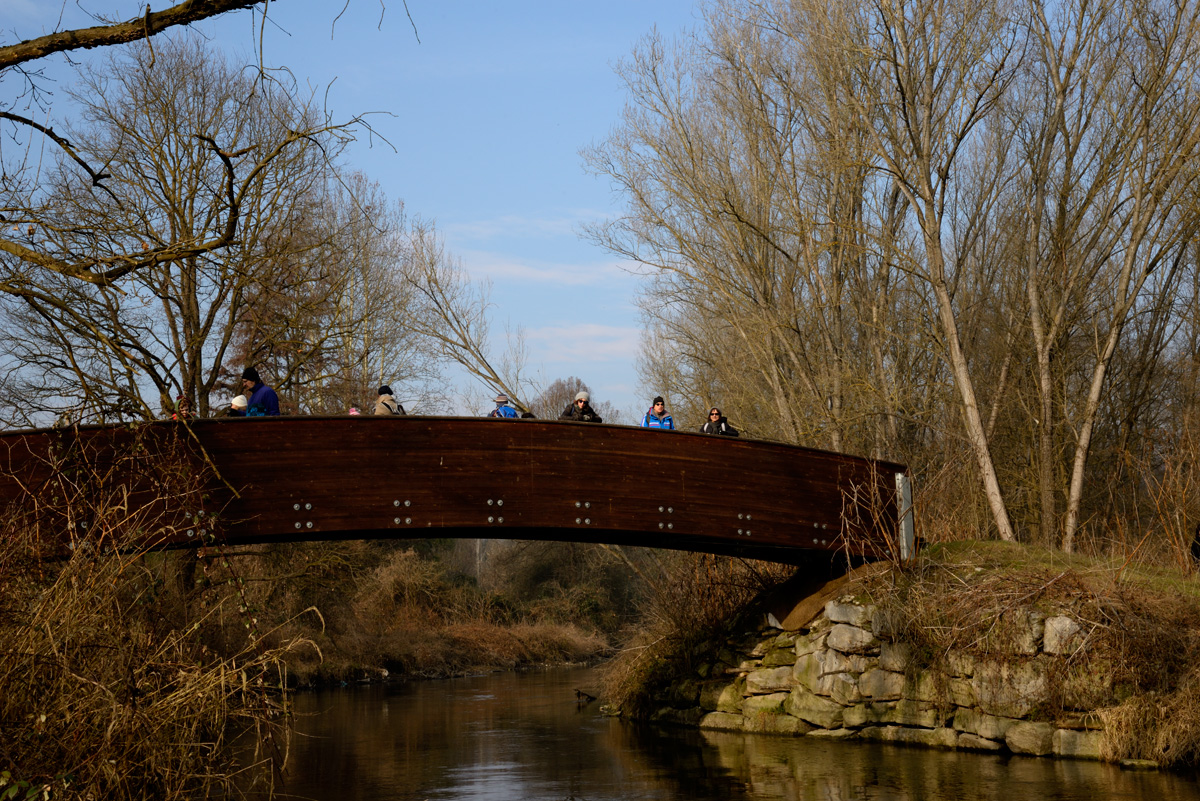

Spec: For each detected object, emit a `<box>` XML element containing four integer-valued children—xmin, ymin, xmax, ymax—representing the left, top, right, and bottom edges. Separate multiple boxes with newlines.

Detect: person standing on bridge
<box><xmin>640</xmin><ymin>396</ymin><xmax>675</xmax><ymax>430</ymax></box>
<box><xmin>171</xmin><ymin>394</ymin><xmax>194</xmax><ymax>421</ymax></box>
<box><xmin>700</xmin><ymin>407</ymin><xmax>739</xmax><ymax>436</ymax></box>
<box><xmin>560</xmin><ymin>390</ymin><xmax>603</xmax><ymax>423</ymax></box>
<box><xmin>241</xmin><ymin>367</ymin><xmax>281</xmax><ymax>416</ymax></box>
<box><xmin>488</xmin><ymin>393</ymin><xmax>519</xmax><ymax>418</ymax></box>
<box><xmin>223</xmin><ymin>395</ymin><xmax>248</xmax><ymax>417</ymax></box>
<box><xmin>374</xmin><ymin>385</ymin><xmax>406</xmax><ymax>415</ymax></box>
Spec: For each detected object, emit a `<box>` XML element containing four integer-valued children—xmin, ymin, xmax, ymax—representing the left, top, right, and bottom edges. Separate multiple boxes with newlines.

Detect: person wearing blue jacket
<box><xmin>241</xmin><ymin>366</ymin><xmax>281</xmax><ymax>416</ymax></box>
<box><xmin>641</xmin><ymin>396</ymin><xmax>675</xmax><ymax>430</ymax></box>
<box><xmin>489</xmin><ymin>393</ymin><xmax>519</xmax><ymax>418</ymax></box>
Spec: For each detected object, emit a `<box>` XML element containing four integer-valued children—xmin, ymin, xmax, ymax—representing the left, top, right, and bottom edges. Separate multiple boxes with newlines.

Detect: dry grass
<box><xmin>599</xmin><ymin>552</ymin><xmax>793</xmax><ymax>718</ymax></box>
<box><xmin>0</xmin><ymin>424</ymin><xmax>311</xmax><ymax>799</ymax></box>
<box><xmin>271</xmin><ymin>545</ymin><xmax>615</xmax><ymax>685</ymax></box>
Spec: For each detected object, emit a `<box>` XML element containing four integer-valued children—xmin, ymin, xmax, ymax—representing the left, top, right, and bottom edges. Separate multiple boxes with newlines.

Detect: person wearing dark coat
<box><xmin>222</xmin><ymin>394</ymin><xmax>248</xmax><ymax>417</ymax></box>
<box><xmin>559</xmin><ymin>390</ymin><xmax>603</xmax><ymax>423</ymax></box>
<box><xmin>700</xmin><ymin>407</ymin><xmax>739</xmax><ymax>436</ymax></box>
<box><xmin>241</xmin><ymin>366</ymin><xmax>281</xmax><ymax>416</ymax></box>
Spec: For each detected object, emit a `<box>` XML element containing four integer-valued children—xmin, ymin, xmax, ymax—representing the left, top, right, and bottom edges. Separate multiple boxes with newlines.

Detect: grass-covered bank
<box><xmin>867</xmin><ymin>541</ymin><xmax>1200</xmax><ymax>766</ymax></box>
<box><xmin>601</xmin><ymin>542</ymin><xmax>1200</xmax><ymax>768</ymax></box>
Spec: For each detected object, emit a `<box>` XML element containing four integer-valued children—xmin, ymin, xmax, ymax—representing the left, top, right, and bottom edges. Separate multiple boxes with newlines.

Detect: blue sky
<box><xmin>4</xmin><ymin>1</ymin><xmax>702</xmax><ymax>419</ymax></box>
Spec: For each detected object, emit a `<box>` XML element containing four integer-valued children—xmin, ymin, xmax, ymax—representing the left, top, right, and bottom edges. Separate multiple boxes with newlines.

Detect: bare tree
<box><xmin>586</xmin><ymin>4</ymin><xmax>955</xmax><ymax>464</ymax></box>
<box><xmin>0</xmin><ymin>2</ymin><xmax>307</xmax><ymax>288</ymax></box>
<box><xmin>400</xmin><ymin>219</ymin><xmax>536</xmax><ymax>413</ymax></box>
<box><xmin>0</xmin><ymin>0</ymin><xmax>411</xmax><ymax>302</ymax></box>
<box><xmin>0</xmin><ymin>36</ymin><xmax>358</xmax><ymax>422</ymax></box>
<box><xmin>588</xmin><ymin>0</ymin><xmax>1200</xmax><ymax>556</ymax></box>
<box><xmin>0</xmin><ymin>1</ymin><xmax>267</xmax><ymax>74</ymax></box>
<box><xmin>1056</xmin><ymin>2</ymin><xmax>1200</xmax><ymax>551</ymax></box>
<box><xmin>229</xmin><ymin>173</ymin><xmax>442</xmax><ymax>415</ymax></box>
<box><xmin>799</xmin><ymin>0</ymin><xmax>1022</xmax><ymax>541</ymax></box>
<box><xmin>589</xmin><ymin>22</ymin><xmax>862</xmax><ymax>448</ymax></box>
<box><xmin>1005</xmin><ymin>0</ymin><xmax>1200</xmax><ymax>550</ymax></box>
<box><xmin>528</xmin><ymin>375</ymin><xmax>618</xmax><ymax>422</ymax></box>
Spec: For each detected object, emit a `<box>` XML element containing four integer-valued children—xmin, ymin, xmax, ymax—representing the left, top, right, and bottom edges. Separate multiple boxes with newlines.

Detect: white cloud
<box><xmin>456</xmin><ymin>247</ymin><xmax>646</xmax><ymax>287</ymax></box>
<box><xmin>525</xmin><ymin>323</ymin><xmax>643</xmax><ymax>363</ymax></box>
<box><xmin>444</xmin><ymin>214</ymin><xmax>583</xmax><ymax>241</ymax></box>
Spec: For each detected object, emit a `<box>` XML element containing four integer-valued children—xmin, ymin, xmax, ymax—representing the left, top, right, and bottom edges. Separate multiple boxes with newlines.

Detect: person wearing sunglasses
<box><xmin>640</xmin><ymin>396</ymin><xmax>675</xmax><ymax>430</ymax></box>
<box><xmin>559</xmin><ymin>390</ymin><xmax>603</xmax><ymax>423</ymax></box>
<box><xmin>700</xmin><ymin>407</ymin><xmax>739</xmax><ymax>437</ymax></box>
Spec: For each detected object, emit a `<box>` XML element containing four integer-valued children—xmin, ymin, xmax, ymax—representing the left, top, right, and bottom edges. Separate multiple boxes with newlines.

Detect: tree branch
<box><xmin>0</xmin><ymin>0</ymin><xmax>270</xmax><ymax>72</ymax></box>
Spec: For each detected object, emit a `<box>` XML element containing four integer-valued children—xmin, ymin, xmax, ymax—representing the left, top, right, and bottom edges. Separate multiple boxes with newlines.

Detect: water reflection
<box><xmin>265</xmin><ymin>667</ymin><xmax>1200</xmax><ymax>801</ymax></box>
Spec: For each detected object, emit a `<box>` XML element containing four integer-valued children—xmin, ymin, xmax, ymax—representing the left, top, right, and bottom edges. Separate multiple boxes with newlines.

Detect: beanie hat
<box><xmin>231</xmin><ymin>395</ymin><xmax>248</xmax><ymax>409</ymax></box>
<box><xmin>494</xmin><ymin>393</ymin><xmax>509</xmax><ymax>404</ymax></box>
<box><xmin>653</xmin><ymin>396</ymin><xmax>665</xmax><ymax>405</ymax></box>
<box><xmin>575</xmin><ymin>390</ymin><xmax>590</xmax><ymax>402</ymax></box>
<box><xmin>379</xmin><ymin>385</ymin><xmax>392</xmax><ymax>396</ymax></box>
<box><xmin>241</xmin><ymin>366</ymin><xmax>260</xmax><ymax>383</ymax></box>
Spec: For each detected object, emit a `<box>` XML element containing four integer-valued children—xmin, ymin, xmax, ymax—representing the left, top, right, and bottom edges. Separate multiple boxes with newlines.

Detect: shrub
<box><xmin>0</xmin><ymin>424</ymin><xmax>311</xmax><ymax>799</ymax></box>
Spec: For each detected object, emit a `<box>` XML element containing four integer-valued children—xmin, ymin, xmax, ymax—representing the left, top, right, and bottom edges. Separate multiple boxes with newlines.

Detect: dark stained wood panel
<box><xmin>0</xmin><ymin>417</ymin><xmax>909</xmax><ymax>563</ymax></box>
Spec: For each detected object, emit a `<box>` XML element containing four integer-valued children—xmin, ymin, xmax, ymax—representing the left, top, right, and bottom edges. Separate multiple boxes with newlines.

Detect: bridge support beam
<box><xmin>896</xmin><ymin>472</ymin><xmax>915</xmax><ymax>560</ymax></box>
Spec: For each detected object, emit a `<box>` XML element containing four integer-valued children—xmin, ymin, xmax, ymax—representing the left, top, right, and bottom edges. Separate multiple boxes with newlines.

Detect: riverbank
<box><xmin>602</xmin><ymin>541</ymin><xmax>1200</xmax><ymax>768</ymax></box>
<box><xmin>238</xmin><ymin>542</ymin><xmax>621</xmax><ymax>687</ymax></box>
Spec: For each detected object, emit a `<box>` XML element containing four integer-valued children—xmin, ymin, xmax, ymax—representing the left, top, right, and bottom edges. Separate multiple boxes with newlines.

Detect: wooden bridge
<box><xmin>0</xmin><ymin>417</ymin><xmax>914</xmax><ymax>564</ymax></box>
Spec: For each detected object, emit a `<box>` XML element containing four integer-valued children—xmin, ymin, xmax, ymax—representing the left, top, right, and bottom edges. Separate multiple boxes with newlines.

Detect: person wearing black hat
<box><xmin>240</xmin><ymin>366</ymin><xmax>280</xmax><ymax>416</ymax></box>
<box><xmin>374</xmin><ymin>385</ymin><xmax>406</xmax><ymax>415</ymax></box>
<box><xmin>640</xmin><ymin>396</ymin><xmax>675</xmax><ymax>430</ymax></box>
<box><xmin>488</xmin><ymin>392</ymin><xmax>518</xmax><ymax>418</ymax></box>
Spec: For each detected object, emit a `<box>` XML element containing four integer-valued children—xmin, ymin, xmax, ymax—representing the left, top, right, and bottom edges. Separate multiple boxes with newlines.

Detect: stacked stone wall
<box><xmin>648</xmin><ymin>598</ymin><xmax>1108</xmax><ymax>760</ymax></box>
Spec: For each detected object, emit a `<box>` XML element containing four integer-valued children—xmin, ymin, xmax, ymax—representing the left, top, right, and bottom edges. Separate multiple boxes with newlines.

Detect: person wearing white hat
<box><xmin>559</xmin><ymin>390</ymin><xmax>603</xmax><ymax>423</ymax></box>
<box><xmin>224</xmin><ymin>395</ymin><xmax>248</xmax><ymax>418</ymax></box>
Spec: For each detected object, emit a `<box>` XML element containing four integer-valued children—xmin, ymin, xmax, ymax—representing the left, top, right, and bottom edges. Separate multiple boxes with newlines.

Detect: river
<box><xmin>260</xmin><ymin>666</ymin><xmax>1200</xmax><ymax>801</ymax></box>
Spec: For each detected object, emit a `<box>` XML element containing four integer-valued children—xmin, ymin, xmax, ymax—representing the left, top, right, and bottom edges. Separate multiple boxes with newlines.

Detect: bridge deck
<box><xmin>0</xmin><ymin>417</ymin><xmax>911</xmax><ymax>564</ymax></box>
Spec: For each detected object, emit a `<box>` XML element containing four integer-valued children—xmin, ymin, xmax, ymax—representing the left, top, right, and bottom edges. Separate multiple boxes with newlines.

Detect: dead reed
<box><xmin>0</xmin><ymin>423</ymin><xmax>314</xmax><ymax>799</ymax></box>
<box><xmin>277</xmin><ymin>545</ymin><xmax>612</xmax><ymax>684</ymax></box>
<box><xmin>599</xmin><ymin>551</ymin><xmax>793</xmax><ymax>717</ymax></box>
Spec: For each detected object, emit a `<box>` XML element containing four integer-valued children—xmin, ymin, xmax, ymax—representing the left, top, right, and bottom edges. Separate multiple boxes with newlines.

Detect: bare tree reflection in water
<box><xmin>260</xmin><ymin>668</ymin><xmax>1200</xmax><ymax>801</ymax></box>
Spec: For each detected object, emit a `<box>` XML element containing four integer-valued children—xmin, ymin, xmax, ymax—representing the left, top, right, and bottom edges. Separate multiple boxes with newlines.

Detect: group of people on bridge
<box><xmin>189</xmin><ymin>367</ymin><xmax>738</xmax><ymax>436</ymax></box>
<box><xmin>634</xmin><ymin>395</ymin><xmax>739</xmax><ymax>436</ymax></box>
<box><xmin>491</xmin><ymin>390</ymin><xmax>738</xmax><ymax>436</ymax></box>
